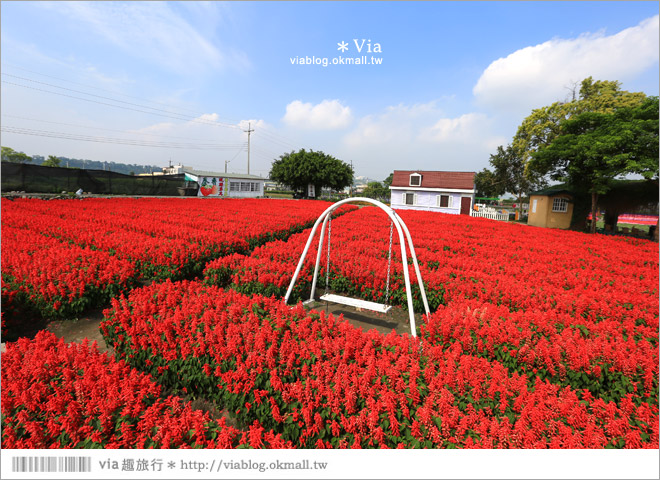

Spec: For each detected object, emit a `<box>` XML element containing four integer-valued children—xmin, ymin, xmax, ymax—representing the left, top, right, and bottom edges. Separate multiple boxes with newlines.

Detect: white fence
<box><xmin>470</xmin><ymin>205</ymin><xmax>510</xmax><ymax>222</ymax></box>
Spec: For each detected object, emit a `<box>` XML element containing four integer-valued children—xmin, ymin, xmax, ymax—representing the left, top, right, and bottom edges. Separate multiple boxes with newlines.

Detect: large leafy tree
<box><xmin>1</xmin><ymin>146</ymin><xmax>32</xmax><ymax>163</ymax></box>
<box><xmin>474</xmin><ymin>168</ymin><xmax>505</xmax><ymax>200</ymax></box>
<box><xmin>513</xmin><ymin>77</ymin><xmax>647</xmax><ymax>166</ymax></box>
<box><xmin>488</xmin><ymin>144</ymin><xmax>546</xmax><ymax>213</ymax></box>
<box><xmin>512</xmin><ymin>77</ymin><xmax>648</xmax><ymax>230</ymax></box>
<box><xmin>362</xmin><ymin>181</ymin><xmax>390</xmax><ymax>202</ymax></box>
<box><xmin>42</xmin><ymin>155</ymin><xmax>62</xmax><ymax>167</ymax></box>
<box><xmin>383</xmin><ymin>173</ymin><xmax>393</xmax><ymax>187</ymax></box>
<box><xmin>269</xmin><ymin>149</ymin><xmax>353</xmax><ymax>198</ymax></box>
<box><xmin>530</xmin><ymin>97</ymin><xmax>659</xmax><ymax>233</ymax></box>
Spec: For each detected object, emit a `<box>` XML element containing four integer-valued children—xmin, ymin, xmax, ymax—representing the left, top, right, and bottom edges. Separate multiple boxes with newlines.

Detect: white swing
<box><xmin>316</xmin><ymin>212</ymin><xmax>394</xmax><ymax>313</ymax></box>
<box><xmin>283</xmin><ymin>197</ymin><xmax>430</xmax><ymax>337</ymax></box>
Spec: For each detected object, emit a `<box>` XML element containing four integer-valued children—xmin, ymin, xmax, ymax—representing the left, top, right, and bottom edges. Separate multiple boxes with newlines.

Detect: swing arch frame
<box><xmin>283</xmin><ymin>197</ymin><xmax>430</xmax><ymax>337</ymax></box>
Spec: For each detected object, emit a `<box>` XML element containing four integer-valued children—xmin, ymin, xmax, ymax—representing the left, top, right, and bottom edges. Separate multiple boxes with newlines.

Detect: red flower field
<box><xmin>1</xmin><ymin>198</ymin><xmax>658</xmax><ymax>449</ymax></box>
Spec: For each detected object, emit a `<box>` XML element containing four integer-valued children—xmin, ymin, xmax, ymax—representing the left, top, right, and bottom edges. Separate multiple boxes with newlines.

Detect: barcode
<box><xmin>11</xmin><ymin>456</ymin><xmax>91</xmax><ymax>473</ymax></box>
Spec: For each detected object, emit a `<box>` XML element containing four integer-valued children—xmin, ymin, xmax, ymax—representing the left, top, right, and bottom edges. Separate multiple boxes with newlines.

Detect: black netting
<box><xmin>1</xmin><ymin>162</ymin><xmax>187</xmax><ymax>196</ymax></box>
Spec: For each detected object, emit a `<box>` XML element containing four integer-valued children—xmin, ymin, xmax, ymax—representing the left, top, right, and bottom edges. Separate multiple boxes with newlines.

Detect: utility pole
<box><xmin>224</xmin><ymin>159</ymin><xmax>230</xmax><ymax>173</ymax></box>
<box><xmin>244</xmin><ymin>122</ymin><xmax>254</xmax><ymax>175</ymax></box>
<box><xmin>350</xmin><ymin>160</ymin><xmax>354</xmax><ymax>196</ymax></box>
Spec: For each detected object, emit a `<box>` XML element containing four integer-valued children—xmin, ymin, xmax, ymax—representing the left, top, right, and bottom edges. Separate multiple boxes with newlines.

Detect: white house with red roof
<box><xmin>389</xmin><ymin>170</ymin><xmax>476</xmax><ymax>215</ymax></box>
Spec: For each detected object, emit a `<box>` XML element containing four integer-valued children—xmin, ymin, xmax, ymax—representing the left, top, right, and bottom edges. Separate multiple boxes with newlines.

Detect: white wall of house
<box><xmin>390</xmin><ymin>190</ymin><xmax>468</xmax><ymax>214</ymax></box>
<box><xmin>227</xmin><ymin>179</ymin><xmax>264</xmax><ymax>198</ymax></box>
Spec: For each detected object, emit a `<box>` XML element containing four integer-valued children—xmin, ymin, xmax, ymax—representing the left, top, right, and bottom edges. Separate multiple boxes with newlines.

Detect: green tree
<box><xmin>514</xmin><ymin>77</ymin><xmax>647</xmax><ymax>166</ymax></box>
<box><xmin>474</xmin><ymin>168</ymin><xmax>505</xmax><ymax>200</ymax></box>
<box><xmin>383</xmin><ymin>173</ymin><xmax>393</xmax><ymax>187</ymax></box>
<box><xmin>512</xmin><ymin>77</ymin><xmax>648</xmax><ymax>230</ymax></box>
<box><xmin>362</xmin><ymin>181</ymin><xmax>390</xmax><ymax>202</ymax></box>
<box><xmin>530</xmin><ymin>97</ymin><xmax>659</xmax><ymax>233</ymax></box>
<box><xmin>269</xmin><ymin>149</ymin><xmax>353</xmax><ymax>198</ymax></box>
<box><xmin>1</xmin><ymin>146</ymin><xmax>32</xmax><ymax>163</ymax></box>
<box><xmin>42</xmin><ymin>155</ymin><xmax>61</xmax><ymax>167</ymax></box>
<box><xmin>487</xmin><ymin>145</ymin><xmax>546</xmax><ymax>214</ymax></box>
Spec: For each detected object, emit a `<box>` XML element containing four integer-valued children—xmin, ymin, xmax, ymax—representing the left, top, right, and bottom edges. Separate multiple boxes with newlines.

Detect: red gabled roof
<box><xmin>391</xmin><ymin>170</ymin><xmax>475</xmax><ymax>190</ymax></box>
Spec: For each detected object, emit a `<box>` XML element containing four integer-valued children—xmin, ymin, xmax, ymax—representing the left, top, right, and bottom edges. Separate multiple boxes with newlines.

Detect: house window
<box><xmin>230</xmin><ymin>181</ymin><xmax>260</xmax><ymax>192</ymax></box>
<box><xmin>404</xmin><ymin>193</ymin><xmax>415</xmax><ymax>205</ymax></box>
<box><xmin>409</xmin><ymin>174</ymin><xmax>421</xmax><ymax>186</ymax></box>
<box><xmin>552</xmin><ymin>197</ymin><xmax>569</xmax><ymax>213</ymax></box>
<box><xmin>437</xmin><ymin>194</ymin><xmax>453</xmax><ymax>208</ymax></box>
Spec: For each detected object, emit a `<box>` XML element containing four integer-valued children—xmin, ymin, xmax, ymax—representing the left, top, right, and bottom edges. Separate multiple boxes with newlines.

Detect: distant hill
<box><xmin>31</xmin><ymin>155</ymin><xmax>161</xmax><ymax>175</ymax></box>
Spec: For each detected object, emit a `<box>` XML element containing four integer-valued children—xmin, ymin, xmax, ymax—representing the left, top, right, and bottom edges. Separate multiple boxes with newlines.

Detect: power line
<box><xmin>251</xmin><ymin>147</ymin><xmax>280</xmax><ymax>160</ymax></box>
<box><xmin>253</xmin><ymin>129</ymin><xmax>298</xmax><ymax>147</ymax></box>
<box><xmin>224</xmin><ymin>146</ymin><xmax>246</xmax><ymax>173</ymax></box>
<box><xmin>254</xmin><ymin>132</ymin><xmax>295</xmax><ymax>150</ymax></box>
<box><xmin>1</xmin><ymin>66</ymin><xmax>303</xmax><ymax>152</ymax></box>
<box><xmin>1</xmin><ymin>62</ymin><xmax>207</xmax><ymax>117</ymax></box>
<box><xmin>4</xmin><ymin>79</ymin><xmax>299</xmax><ymax>154</ymax></box>
<box><xmin>1</xmin><ymin>64</ymin><xmax>247</xmax><ymax>126</ymax></box>
<box><xmin>2</xmin><ymin>76</ymin><xmax>241</xmax><ymax>130</ymax></box>
<box><xmin>1</xmin><ymin>114</ymin><xmax>232</xmax><ymax>143</ymax></box>
<box><xmin>1</xmin><ymin>125</ymin><xmax>247</xmax><ymax>150</ymax></box>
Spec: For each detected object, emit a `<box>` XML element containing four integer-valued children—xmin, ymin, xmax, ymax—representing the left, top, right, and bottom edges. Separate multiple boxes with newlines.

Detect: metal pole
<box><xmin>309</xmin><ymin>214</ymin><xmax>331</xmax><ymax>301</ymax></box>
<box><xmin>244</xmin><ymin>122</ymin><xmax>254</xmax><ymax>175</ymax></box>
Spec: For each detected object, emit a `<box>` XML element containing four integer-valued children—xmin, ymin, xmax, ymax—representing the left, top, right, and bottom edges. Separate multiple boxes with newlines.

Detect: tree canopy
<box><xmin>513</xmin><ymin>77</ymin><xmax>647</xmax><ymax>168</ymax></box>
<box><xmin>489</xmin><ymin>144</ymin><xmax>547</xmax><ymax>210</ymax></box>
<box><xmin>509</xmin><ymin>77</ymin><xmax>650</xmax><ymax>231</ymax></box>
<box><xmin>474</xmin><ymin>168</ymin><xmax>505</xmax><ymax>199</ymax></box>
<box><xmin>383</xmin><ymin>173</ymin><xmax>393</xmax><ymax>188</ymax></box>
<box><xmin>530</xmin><ymin>96</ymin><xmax>659</xmax><ymax>232</ymax></box>
<box><xmin>42</xmin><ymin>155</ymin><xmax>62</xmax><ymax>168</ymax></box>
<box><xmin>362</xmin><ymin>181</ymin><xmax>390</xmax><ymax>202</ymax></box>
<box><xmin>269</xmin><ymin>149</ymin><xmax>353</xmax><ymax>198</ymax></box>
<box><xmin>1</xmin><ymin>146</ymin><xmax>32</xmax><ymax>163</ymax></box>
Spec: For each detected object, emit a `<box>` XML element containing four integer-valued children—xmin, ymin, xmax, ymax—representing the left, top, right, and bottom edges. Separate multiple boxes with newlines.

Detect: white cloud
<box><xmin>238</xmin><ymin>119</ymin><xmax>268</xmax><ymax>130</ymax></box>
<box><xmin>420</xmin><ymin>113</ymin><xmax>490</xmax><ymax>143</ymax></box>
<box><xmin>344</xmin><ymin>102</ymin><xmax>438</xmax><ymax>147</ymax></box>
<box><xmin>344</xmin><ymin>103</ymin><xmax>500</xmax><ymax>148</ymax></box>
<box><xmin>473</xmin><ymin>15</ymin><xmax>659</xmax><ymax>114</ymax></box>
<box><xmin>283</xmin><ymin>100</ymin><xmax>353</xmax><ymax>130</ymax></box>
<box><xmin>339</xmin><ymin>102</ymin><xmax>508</xmax><ymax>178</ymax></box>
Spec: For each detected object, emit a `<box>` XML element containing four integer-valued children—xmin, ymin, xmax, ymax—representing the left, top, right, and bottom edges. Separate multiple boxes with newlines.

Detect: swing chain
<box><xmin>385</xmin><ymin>220</ymin><xmax>393</xmax><ymax>304</ymax></box>
<box><xmin>325</xmin><ymin>214</ymin><xmax>332</xmax><ymax>294</ymax></box>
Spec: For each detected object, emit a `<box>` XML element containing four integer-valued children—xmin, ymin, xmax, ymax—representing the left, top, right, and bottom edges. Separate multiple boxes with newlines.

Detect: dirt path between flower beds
<box><xmin>46</xmin><ymin>308</ymin><xmax>110</xmax><ymax>352</ymax></box>
<box><xmin>35</xmin><ymin>299</ymin><xmax>419</xmax><ymax>428</ymax></box>
<box><xmin>42</xmin><ymin>300</ymin><xmax>419</xmax><ymax>354</ymax></box>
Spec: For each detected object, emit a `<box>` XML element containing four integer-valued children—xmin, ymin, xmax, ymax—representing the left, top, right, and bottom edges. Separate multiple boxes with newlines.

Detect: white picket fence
<box><xmin>470</xmin><ymin>206</ymin><xmax>510</xmax><ymax>222</ymax></box>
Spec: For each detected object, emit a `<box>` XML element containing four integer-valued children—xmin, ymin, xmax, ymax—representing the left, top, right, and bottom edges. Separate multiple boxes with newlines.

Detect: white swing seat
<box><xmin>319</xmin><ymin>293</ymin><xmax>392</xmax><ymax>314</ymax></box>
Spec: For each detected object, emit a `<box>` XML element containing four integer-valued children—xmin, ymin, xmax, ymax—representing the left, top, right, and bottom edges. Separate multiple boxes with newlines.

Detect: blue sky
<box><xmin>1</xmin><ymin>1</ymin><xmax>658</xmax><ymax>180</ymax></box>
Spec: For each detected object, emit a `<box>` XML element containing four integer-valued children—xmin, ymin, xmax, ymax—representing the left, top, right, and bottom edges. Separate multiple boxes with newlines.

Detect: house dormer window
<box><xmin>409</xmin><ymin>173</ymin><xmax>421</xmax><ymax>186</ymax></box>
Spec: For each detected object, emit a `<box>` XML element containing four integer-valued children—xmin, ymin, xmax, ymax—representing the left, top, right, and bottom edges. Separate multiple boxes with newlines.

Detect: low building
<box><xmin>389</xmin><ymin>170</ymin><xmax>475</xmax><ymax>214</ymax></box>
<box><xmin>182</xmin><ymin>169</ymin><xmax>266</xmax><ymax>198</ymax></box>
<box><xmin>527</xmin><ymin>185</ymin><xmax>574</xmax><ymax>229</ymax></box>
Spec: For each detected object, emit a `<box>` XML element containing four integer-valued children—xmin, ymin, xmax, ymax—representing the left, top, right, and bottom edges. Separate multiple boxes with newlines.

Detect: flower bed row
<box><xmin>1</xmin><ymin>331</ymin><xmax>291</xmax><ymax>448</ymax></box>
<box><xmin>202</xmin><ymin>207</ymin><xmax>658</xmax><ymax>405</ymax></box>
<box><xmin>0</xmin><ymin>198</ymin><xmax>355</xmax><ymax>337</ymax></box>
<box><xmin>1</xmin><ymin>225</ymin><xmax>137</xmax><ymax>340</ymax></box>
<box><xmin>206</xmin><ymin>207</ymin><xmax>658</xmax><ymax>318</ymax></box>
<box><xmin>423</xmin><ymin>297</ymin><xmax>658</xmax><ymax>406</ymax></box>
<box><xmin>1</xmin><ymin>198</ymin><xmax>354</xmax><ymax>281</ymax></box>
<box><xmin>100</xmin><ymin>280</ymin><xmax>658</xmax><ymax>448</ymax></box>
